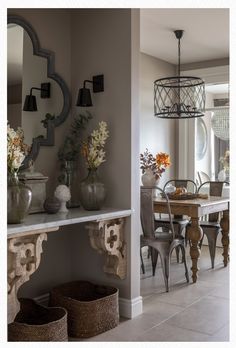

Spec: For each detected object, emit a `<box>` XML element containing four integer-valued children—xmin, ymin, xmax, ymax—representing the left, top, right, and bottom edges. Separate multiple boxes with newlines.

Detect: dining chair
<box><xmin>197</xmin><ymin>171</ymin><xmax>211</xmax><ymax>185</ymax></box>
<box><xmin>154</xmin><ymin>179</ymin><xmax>197</xmax><ymax>262</ymax></box>
<box><xmin>186</xmin><ymin>181</ymin><xmax>229</xmax><ymax>268</ymax></box>
<box><xmin>140</xmin><ymin>186</ymin><xmax>189</xmax><ymax>292</ymax></box>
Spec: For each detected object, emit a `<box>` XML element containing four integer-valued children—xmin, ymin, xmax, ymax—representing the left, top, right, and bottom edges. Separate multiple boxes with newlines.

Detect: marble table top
<box><xmin>7</xmin><ymin>207</ymin><xmax>132</xmax><ymax>238</ymax></box>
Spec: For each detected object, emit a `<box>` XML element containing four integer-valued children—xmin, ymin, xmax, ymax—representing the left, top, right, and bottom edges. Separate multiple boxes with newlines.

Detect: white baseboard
<box><xmin>34</xmin><ymin>293</ymin><xmax>143</xmax><ymax>319</ymax></box>
<box><xmin>119</xmin><ymin>296</ymin><xmax>143</xmax><ymax>319</ymax></box>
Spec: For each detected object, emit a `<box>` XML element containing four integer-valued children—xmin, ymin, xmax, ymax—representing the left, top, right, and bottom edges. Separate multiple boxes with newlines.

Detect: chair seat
<box><xmin>155</xmin><ymin>216</ymin><xmax>189</xmax><ymax>225</ymax></box>
<box><xmin>154</xmin><ymin>230</ymin><xmax>185</xmax><ymax>242</ymax></box>
<box><xmin>200</xmin><ymin>221</ymin><xmax>221</xmax><ymax>228</ymax></box>
<box><xmin>187</xmin><ymin>220</ymin><xmax>220</xmax><ymax>228</ymax></box>
<box><xmin>154</xmin><ymin>230</ymin><xmax>173</xmax><ymax>240</ymax></box>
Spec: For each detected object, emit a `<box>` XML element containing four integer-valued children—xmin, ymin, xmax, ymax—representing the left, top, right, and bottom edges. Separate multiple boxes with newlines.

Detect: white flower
<box><xmin>7</xmin><ymin>123</ymin><xmax>29</xmax><ymax>173</ymax></box>
<box><xmin>12</xmin><ymin>150</ymin><xmax>25</xmax><ymax>169</ymax></box>
<box><xmin>82</xmin><ymin>121</ymin><xmax>109</xmax><ymax>169</ymax></box>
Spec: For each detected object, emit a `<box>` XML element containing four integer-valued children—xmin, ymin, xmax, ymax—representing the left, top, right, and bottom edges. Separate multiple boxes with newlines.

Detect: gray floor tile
<box><xmin>167</xmin><ymin>295</ymin><xmax>229</xmax><ymax>335</ymax></box>
<box><xmin>135</xmin><ymin>322</ymin><xmax>211</xmax><ymax>342</ymax></box>
<box><xmin>207</xmin><ymin>323</ymin><xmax>229</xmax><ymax>341</ymax></box>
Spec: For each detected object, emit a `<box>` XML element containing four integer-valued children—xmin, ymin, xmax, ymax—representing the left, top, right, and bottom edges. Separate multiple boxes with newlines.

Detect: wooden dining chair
<box><xmin>140</xmin><ymin>186</ymin><xmax>189</xmax><ymax>292</ymax></box>
<box><xmin>186</xmin><ymin>181</ymin><xmax>229</xmax><ymax>268</ymax></box>
<box><xmin>154</xmin><ymin>179</ymin><xmax>197</xmax><ymax>262</ymax></box>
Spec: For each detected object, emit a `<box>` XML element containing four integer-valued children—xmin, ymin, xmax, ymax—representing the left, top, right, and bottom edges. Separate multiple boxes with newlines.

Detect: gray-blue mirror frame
<box><xmin>7</xmin><ymin>14</ymin><xmax>71</xmax><ymax>169</ymax></box>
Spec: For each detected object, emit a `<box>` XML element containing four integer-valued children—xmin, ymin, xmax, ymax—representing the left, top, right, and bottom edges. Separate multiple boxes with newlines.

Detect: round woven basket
<box><xmin>8</xmin><ymin>298</ymin><xmax>68</xmax><ymax>342</ymax></box>
<box><xmin>49</xmin><ymin>280</ymin><xmax>119</xmax><ymax>338</ymax></box>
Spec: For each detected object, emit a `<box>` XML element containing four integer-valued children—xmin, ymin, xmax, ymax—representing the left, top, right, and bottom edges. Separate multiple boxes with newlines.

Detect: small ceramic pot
<box><xmin>44</xmin><ymin>197</ymin><xmax>60</xmax><ymax>214</ymax></box>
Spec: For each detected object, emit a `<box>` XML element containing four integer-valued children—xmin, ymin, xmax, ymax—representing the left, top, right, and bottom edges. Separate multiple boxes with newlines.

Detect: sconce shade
<box><xmin>76</xmin><ymin>88</ymin><xmax>93</xmax><ymax>107</ymax></box>
<box><xmin>23</xmin><ymin>94</ymin><xmax>37</xmax><ymax>111</ymax></box>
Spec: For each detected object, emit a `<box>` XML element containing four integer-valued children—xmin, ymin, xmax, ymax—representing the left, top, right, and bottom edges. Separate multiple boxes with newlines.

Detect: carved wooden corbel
<box><xmin>7</xmin><ymin>232</ymin><xmax>47</xmax><ymax>323</ymax></box>
<box><xmin>87</xmin><ymin>218</ymin><xmax>127</xmax><ymax>279</ymax></box>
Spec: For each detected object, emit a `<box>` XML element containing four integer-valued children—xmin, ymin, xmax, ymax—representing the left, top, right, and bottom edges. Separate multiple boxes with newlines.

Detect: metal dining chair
<box><xmin>186</xmin><ymin>181</ymin><xmax>229</xmax><ymax>268</ymax></box>
<box><xmin>154</xmin><ymin>179</ymin><xmax>197</xmax><ymax>262</ymax></box>
<box><xmin>197</xmin><ymin>171</ymin><xmax>211</xmax><ymax>185</ymax></box>
<box><xmin>140</xmin><ymin>186</ymin><xmax>189</xmax><ymax>292</ymax></box>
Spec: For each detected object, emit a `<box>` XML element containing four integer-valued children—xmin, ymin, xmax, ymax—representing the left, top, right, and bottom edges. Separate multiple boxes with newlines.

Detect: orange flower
<box><xmin>156</xmin><ymin>152</ymin><xmax>171</xmax><ymax>167</ymax></box>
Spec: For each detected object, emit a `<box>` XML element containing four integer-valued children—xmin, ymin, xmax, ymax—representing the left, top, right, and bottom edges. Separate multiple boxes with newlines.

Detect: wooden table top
<box><xmin>153</xmin><ymin>195</ymin><xmax>229</xmax><ymax>218</ymax></box>
<box><xmin>153</xmin><ymin>195</ymin><xmax>229</xmax><ymax>207</ymax></box>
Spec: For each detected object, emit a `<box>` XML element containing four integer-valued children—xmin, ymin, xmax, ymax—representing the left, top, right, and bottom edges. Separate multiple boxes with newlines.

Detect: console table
<box><xmin>7</xmin><ymin>208</ymin><xmax>132</xmax><ymax>323</ymax></box>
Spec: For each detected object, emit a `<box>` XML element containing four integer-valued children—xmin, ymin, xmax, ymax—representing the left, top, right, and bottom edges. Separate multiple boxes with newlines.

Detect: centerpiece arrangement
<box><xmin>140</xmin><ymin>148</ymin><xmax>171</xmax><ymax>186</ymax></box>
<box><xmin>80</xmin><ymin>121</ymin><xmax>109</xmax><ymax>210</ymax></box>
<box><xmin>7</xmin><ymin>124</ymin><xmax>32</xmax><ymax>223</ymax></box>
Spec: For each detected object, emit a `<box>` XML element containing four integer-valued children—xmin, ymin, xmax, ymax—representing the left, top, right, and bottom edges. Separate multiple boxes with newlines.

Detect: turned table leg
<box><xmin>220</xmin><ymin>209</ymin><xmax>229</xmax><ymax>267</ymax></box>
<box><xmin>188</xmin><ymin>217</ymin><xmax>203</xmax><ymax>283</ymax></box>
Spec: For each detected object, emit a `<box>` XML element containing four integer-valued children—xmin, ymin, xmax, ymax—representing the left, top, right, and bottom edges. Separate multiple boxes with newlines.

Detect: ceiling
<box><xmin>140</xmin><ymin>8</ymin><xmax>229</xmax><ymax>65</ymax></box>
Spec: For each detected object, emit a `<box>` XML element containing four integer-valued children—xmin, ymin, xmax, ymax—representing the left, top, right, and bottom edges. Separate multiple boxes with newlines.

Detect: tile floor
<box><xmin>71</xmin><ymin>245</ymin><xmax>229</xmax><ymax>342</ymax></box>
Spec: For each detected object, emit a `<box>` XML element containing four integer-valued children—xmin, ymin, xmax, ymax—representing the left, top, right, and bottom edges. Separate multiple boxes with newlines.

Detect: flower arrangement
<box><xmin>7</xmin><ymin>123</ymin><xmax>30</xmax><ymax>174</ymax></box>
<box><xmin>140</xmin><ymin>148</ymin><xmax>171</xmax><ymax>180</ymax></box>
<box><xmin>81</xmin><ymin>121</ymin><xmax>109</xmax><ymax>169</ymax></box>
<box><xmin>219</xmin><ymin>150</ymin><xmax>229</xmax><ymax>171</ymax></box>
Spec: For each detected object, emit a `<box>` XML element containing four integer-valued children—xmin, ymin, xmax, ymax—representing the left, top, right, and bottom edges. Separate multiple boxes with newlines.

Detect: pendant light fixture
<box><xmin>154</xmin><ymin>30</ymin><xmax>205</xmax><ymax>119</ymax></box>
<box><xmin>211</xmin><ymin>85</ymin><xmax>229</xmax><ymax>141</ymax></box>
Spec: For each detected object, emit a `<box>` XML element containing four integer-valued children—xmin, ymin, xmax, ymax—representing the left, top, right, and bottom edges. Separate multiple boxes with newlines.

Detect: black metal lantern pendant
<box><xmin>154</xmin><ymin>30</ymin><xmax>205</xmax><ymax>119</ymax></box>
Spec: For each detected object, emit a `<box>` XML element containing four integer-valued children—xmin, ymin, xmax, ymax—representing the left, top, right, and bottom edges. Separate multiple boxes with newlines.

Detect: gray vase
<box><xmin>7</xmin><ymin>172</ymin><xmax>32</xmax><ymax>224</ymax></box>
<box><xmin>80</xmin><ymin>169</ymin><xmax>106</xmax><ymax>210</ymax></box>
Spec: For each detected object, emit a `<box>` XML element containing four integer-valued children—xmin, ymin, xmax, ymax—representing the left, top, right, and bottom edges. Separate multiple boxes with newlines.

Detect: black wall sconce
<box><xmin>76</xmin><ymin>74</ymin><xmax>104</xmax><ymax>107</ymax></box>
<box><xmin>23</xmin><ymin>82</ymin><xmax>51</xmax><ymax>111</ymax></box>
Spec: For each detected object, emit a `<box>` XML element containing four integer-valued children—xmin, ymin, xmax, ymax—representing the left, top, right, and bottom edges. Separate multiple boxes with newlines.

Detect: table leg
<box><xmin>188</xmin><ymin>217</ymin><xmax>203</xmax><ymax>283</ymax></box>
<box><xmin>220</xmin><ymin>209</ymin><xmax>229</xmax><ymax>267</ymax></box>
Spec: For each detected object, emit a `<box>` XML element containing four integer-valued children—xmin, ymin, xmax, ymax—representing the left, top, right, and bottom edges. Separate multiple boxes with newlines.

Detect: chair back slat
<box><xmin>198</xmin><ymin>181</ymin><xmax>228</xmax><ymax>222</ymax></box>
<box><xmin>140</xmin><ymin>187</ymin><xmax>155</xmax><ymax>238</ymax></box>
<box><xmin>140</xmin><ymin>186</ymin><xmax>175</xmax><ymax>240</ymax></box>
<box><xmin>164</xmin><ymin>179</ymin><xmax>197</xmax><ymax>193</ymax></box>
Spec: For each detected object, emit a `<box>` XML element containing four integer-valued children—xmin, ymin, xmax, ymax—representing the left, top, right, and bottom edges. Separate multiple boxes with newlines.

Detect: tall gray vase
<box><xmin>7</xmin><ymin>172</ymin><xmax>32</xmax><ymax>224</ymax></box>
<box><xmin>80</xmin><ymin>168</ymin><xmax>106</xmax><ymax>210</ymax></box>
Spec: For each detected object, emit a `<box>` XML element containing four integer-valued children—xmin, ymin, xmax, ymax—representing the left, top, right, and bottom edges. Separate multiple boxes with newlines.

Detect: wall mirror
<box><xmin>7</xmin><ymin>15</ymin><xmax>70</xmax><ymax>169</ymax></box>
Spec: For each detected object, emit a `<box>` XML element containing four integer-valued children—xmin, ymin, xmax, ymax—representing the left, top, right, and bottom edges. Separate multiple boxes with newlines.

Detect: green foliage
<box><xmin>58</xmin><ymin>111</ymin><xmax>92</xmax><ymax>162</ymax></box>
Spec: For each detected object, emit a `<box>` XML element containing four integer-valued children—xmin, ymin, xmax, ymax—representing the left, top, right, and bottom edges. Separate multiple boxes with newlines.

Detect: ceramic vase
<box><xmin>141</xmin><ymin>168</ymin><xmax>159</xmax><ymax>186</ymax></box>
<box><xmin>7</xmin><ymin>172</ymin><xmax>32</xmax><ymax>224</ymax></box>
<box><xmin>80</xmin><ymin>168</ymin><xmax>106</xmax><ymax>210</ymax></box>
<box><xmin>218</xmin><ymin>169</ymin><xmax>226</xmax><ymax>181</ymax></box>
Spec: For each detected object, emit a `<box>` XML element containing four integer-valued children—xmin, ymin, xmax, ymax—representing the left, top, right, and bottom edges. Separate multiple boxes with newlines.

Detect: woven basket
<box><xmin>8</xmin><ymin>298</ymin><xmax>68</xmax><ymax>342</ymax></box>
<box><xmin>49</xmin><ymin>280</ymin><xmax>119</xmax><ymax>338</ymax></box>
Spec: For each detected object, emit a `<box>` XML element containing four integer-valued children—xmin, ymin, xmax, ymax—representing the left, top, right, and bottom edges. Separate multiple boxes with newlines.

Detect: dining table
<box><xmin>153</xmin><ymin>195</ymin><xmax>230</xmax><ymax>283</ymax></box>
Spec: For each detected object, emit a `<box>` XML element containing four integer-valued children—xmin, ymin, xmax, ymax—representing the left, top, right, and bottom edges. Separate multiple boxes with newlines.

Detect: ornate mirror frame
<box><xmin>7</xmin><ymin>15</ymin><xmax>71</xmax><ymax>169</ymax></box>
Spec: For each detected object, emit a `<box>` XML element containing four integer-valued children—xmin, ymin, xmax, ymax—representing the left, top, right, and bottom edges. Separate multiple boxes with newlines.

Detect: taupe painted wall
<box><xmin>69</xmin><ymin>9</ymin><xmax>140</xmax><ymax>300</ymax></box>
<box><xmin>8</xmin><ymin>9</ymin><xmax>140</xmax><ymax>304</ymax></box>
<box><xmin>140</xmin><ymin>52</ymin><xmax>177</xmax><ymax>187</ymax></box>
